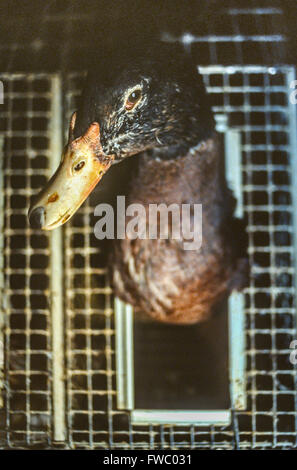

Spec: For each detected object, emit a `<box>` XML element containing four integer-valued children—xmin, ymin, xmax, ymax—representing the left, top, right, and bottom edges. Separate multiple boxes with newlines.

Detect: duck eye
<box><xmin>125</xmin><ymin>89</ymin><xmax>142</xmax><ymax>111</ymax></box>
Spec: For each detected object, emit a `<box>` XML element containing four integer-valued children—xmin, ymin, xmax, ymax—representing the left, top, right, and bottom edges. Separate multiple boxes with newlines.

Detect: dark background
<box><xmin>1</xmin><ymin>0</ymin><xmax>296</xmax><ymax>73</ymax></box>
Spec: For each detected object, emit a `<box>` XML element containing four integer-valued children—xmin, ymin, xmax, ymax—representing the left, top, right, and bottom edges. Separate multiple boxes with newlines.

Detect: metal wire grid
<box><xmin>62</xmin><ymin>66</ymin><xmax>297</xmax><ymax>449</ymax></box>
<box><xmin>167</xmin><ymin>5</ymin><xmax>286</xmax><ymax>65</ymax></box>
<box><xmin>0</xmin><ymin>65</ymin><xmax>296</xmax><ymax>449</ymax></box>
<box><xmin>202</xmin><ymin>66</ymin><xmax>297</xmax><ymax>449</ymax></box>
<box><xmin>0</xmin><ymin>74</ymin><xmax>55</xmax><ymax>447</ymax></box>
<box><xmin>0</xmin><ymin>2</ymin><xmax>288</xmax><ymax>71</ymax></box>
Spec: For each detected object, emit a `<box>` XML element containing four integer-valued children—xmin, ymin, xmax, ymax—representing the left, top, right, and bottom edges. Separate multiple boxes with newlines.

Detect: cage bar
<box><xmin>0</xmin><ymin>137</ymin><xmax>4</xmax><ymax>409</ymax></box>
<box><xmin>49</xmin><ymin>75</ymin><xmax>66</xmax><ymax>443</ymax></box>
<box><xmin>115</xmin><ymin>298</ymin><xmax>134</xmax><ymax>411</ymax></box>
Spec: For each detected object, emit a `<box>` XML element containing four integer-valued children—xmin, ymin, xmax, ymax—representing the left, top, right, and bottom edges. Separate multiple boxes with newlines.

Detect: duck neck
<box><xmin>146</xmin><ymin>142</ymin><xmax>192</xmax><ymax>161</ymax></box>
<box><xmin>127</xmin><ymin>132</ymin><xmax>223</xmax><ymax>207</ymax></box>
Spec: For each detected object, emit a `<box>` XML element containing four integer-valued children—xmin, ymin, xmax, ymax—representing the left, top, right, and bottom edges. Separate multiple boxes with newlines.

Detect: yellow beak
<box><xmin>28</xmin><ymin>112</ymin><xmax>114</xmax><ymax>230</ymax></box>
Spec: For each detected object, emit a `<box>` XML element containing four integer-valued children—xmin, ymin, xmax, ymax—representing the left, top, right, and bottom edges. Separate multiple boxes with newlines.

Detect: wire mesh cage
<box><xmin>0</xmin><ymin>63</ymin><xmax>296</xmax><ymax>449</ymax></box>
<box><xmin>0</xmin><ymin>74</ymin><xmax>55</xmax><ymax>447</ymax></box>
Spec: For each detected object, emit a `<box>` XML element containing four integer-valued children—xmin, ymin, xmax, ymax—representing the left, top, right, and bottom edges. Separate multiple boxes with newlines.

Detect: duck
<box><xmin>28</xmin><ymin>42</ymin><xmax>248</xmax><ymax>324</ymax></box>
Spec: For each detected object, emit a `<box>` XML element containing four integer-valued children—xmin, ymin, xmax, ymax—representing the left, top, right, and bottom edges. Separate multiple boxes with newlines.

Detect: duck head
<box><xmin>28</xmin><ymin>44</ymin><xmax>214</xmax><ymax>230</ymax></box>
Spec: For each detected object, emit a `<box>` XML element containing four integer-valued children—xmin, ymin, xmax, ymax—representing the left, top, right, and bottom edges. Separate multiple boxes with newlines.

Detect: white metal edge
<box><xmin>287</xmin><ymin>68</ymin><xmax>297</xmax><ymax>341</ymax></box>
<box><xmin>225</xmin><ymin>129</ymin><xmax>247</xmax><ymax>410</ymax></box>
<box><xmin>200</xmin><ymin>65</ymin><xmax>293</xmax><ymax>75</ymax></box>
<box><xmin>49</xmin><ymin>75</ymin><xmax>66</xmax><ymax>441</ymax></box>
<box><xmin>228</xmin><ymin>293</ymin><xmax>246</xmax><ymax>410</ymax></box>
<box><xmin>131</xmin><ymin>410</ymin><xmax>231</xmax><ymax>426</ymax></box>
<box><xmin>0</xmin><ymin>136</ymin><xmax>4</xmax><ymax>408</ymax></box>
<box><xmin>225</xmin><ymin>130</ymin><xmax>244</xmax><ymax>217</ymax></box>
<box><xmin>115</xmin><ymin>297</ymin><xmax>134</xmax><ymax>410</ymax></box>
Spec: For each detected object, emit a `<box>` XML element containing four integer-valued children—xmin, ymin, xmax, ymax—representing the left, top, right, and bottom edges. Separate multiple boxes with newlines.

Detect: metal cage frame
<box><xmin>0</xmin><ymin>64</ymin><xmax>297</xmax><ymax>449</ymax></box>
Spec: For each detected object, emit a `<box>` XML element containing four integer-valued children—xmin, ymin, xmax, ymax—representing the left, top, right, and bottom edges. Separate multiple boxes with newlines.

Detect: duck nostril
<box><xmin>29</xmin><ymin>206</ymin><xmax>45</xmax><ymax>229</ymax></box>
<box><xmin>73</xmin><ymin>161</ymin><xmax>85</xmax><ymax>172</ymax></box>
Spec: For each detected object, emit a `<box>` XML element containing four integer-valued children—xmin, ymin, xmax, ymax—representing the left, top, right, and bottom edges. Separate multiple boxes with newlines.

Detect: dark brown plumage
<box><xmin>111</xmin><ymin>134</ymin><xmax>248</xmax><ymax>324</ymax></box>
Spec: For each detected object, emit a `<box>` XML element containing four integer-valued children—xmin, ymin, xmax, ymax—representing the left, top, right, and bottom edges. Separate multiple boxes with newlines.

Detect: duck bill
<box><xmin>28</xmin><ymin>113</ymin><xmax>114</xmax><ymax>230</ymax></box>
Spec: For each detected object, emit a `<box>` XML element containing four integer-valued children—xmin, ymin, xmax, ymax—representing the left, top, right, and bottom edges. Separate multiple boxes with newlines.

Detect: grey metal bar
<box><xmin>228</xmin><ymin>8</ymin><xmax>282</xmax><ymax>15</ymax></box>
<box><xmin>115</xmin><ymin>297</ymin><xmax>134</xmax><ymax>410</ymax></box>
<box><xmin>0</xmin><ymin>137</ymin><xmax>4</xmax><ymax>409</ymax></box>
<box><xmin>224</xmin><ymin>127</ymin><xmax>247</xmax><ymax>410</ymax></box>
<box><xmin>163</xmin><ymin>32</ymin><xmax>285</xmax><ymax>44</ymax></box>
<box><xmin>50</xmin><ymin>75</ymin><xmax>66</xmax><ymax>442</ymax></box>
<box><xmin>131</xmin><ymin>410</ymin><xmax>231</xmax><ymax>426</ymax></box>
<box><xmin>287</xmin><ymin>69</ymin><xmax>297</xmax><ymax>305</ymax></box>
<box><xmin>286</xmin><ymin>69</ymin><xmax>297</xmax><ymax>442</ymax></box>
